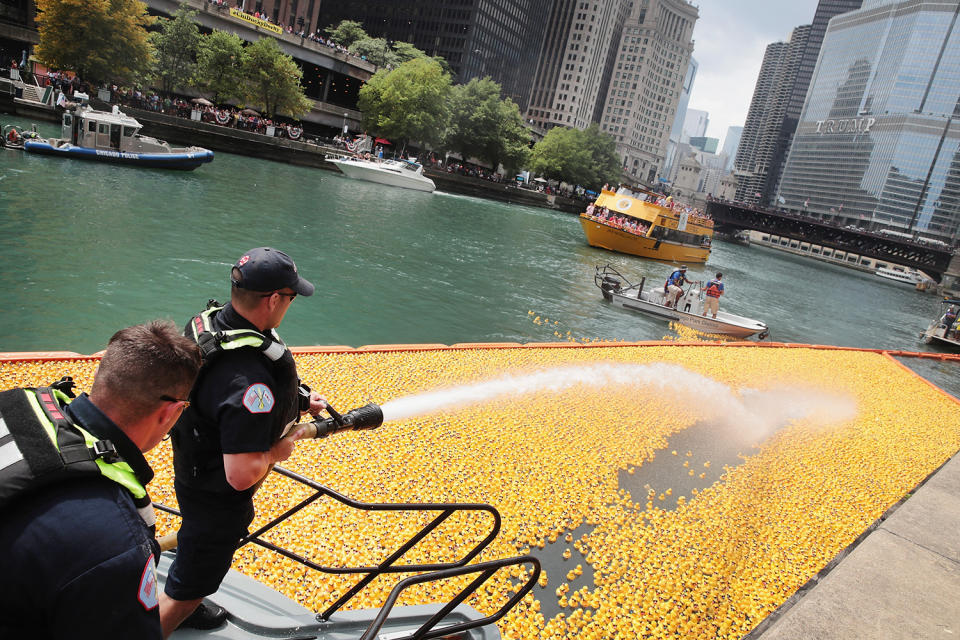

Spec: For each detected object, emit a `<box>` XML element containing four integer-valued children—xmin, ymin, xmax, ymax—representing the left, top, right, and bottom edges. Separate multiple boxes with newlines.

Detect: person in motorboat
<box><xmin>703</xmin><ymin>272</ymin><xmax>724</xmax><ymax>319</ymax></box>
<box><xmin>942</xmin><ymin>305</ymin><xmax>958</xmax><ymax>339</ymax></box>
<box><xmin>159</xmin><ymin>248</ymin><xmax>326</xmax><ymax>635</ymax></box>
<box><xmin>0</xmin><ymin>321</ymin><xmax>201</xmax><ymax>639</ymax></box>
<box><xmin>6</xmin><ymin>126</ymin><xmax>21</xmax><ymax>147</ymax></box>
<box><xmin>664</xmin><ymin>266</ymin><xmax>693</xmax><ymax>308</ymax></box>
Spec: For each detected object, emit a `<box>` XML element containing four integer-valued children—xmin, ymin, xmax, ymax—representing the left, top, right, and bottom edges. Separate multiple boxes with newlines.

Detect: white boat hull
<box><xmin>603</xmin><ymin>286</ymin><xmax>768</xmax><ymax>339</ymax></box>
<box><xmin>329</xmin><ymin>158</ymin><xmax>436</xmax><ymax>192</ymax></box>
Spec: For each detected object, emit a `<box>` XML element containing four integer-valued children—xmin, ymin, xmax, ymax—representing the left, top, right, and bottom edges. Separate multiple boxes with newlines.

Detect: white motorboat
<box><xmin>921</xmin><ymin>298</ymin><xmax>960</xmax><ymax>351</ymax></box>
<box><xmin>326</xmin><ymin>155</ymin><xmax>436</xmax><ymax>192</ymax></box>
<box><xmin>875</xmin><ymin>266</ymin><xmax>932</xmax><ymax>287</ymax></box>
<box><xmin>595</xmin><ymin>264</ymin><xmax>769</xmax><ymax>339</ymax></box>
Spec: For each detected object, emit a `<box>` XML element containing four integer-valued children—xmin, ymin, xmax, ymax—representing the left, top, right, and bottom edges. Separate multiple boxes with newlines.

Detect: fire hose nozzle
<box><xmin>304</xmin><ymin>403</ymin><xmax>384</xmax><ymax>439</ymax></box>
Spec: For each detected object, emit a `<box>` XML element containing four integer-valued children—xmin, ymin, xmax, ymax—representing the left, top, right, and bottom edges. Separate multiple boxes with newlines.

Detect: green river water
<box><xmin>0</xmin><ymin>115</ymin><xmax>956</xmax><ymax>395</ymax></box>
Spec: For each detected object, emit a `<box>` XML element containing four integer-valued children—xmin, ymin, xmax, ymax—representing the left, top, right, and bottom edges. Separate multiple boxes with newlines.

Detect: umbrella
<box><xmin>533</xmin><ymin>177</ymin><xmax>548</xmax><ymax>183</ymax></box>
<box><xmin>191</xmin><ymin>97</ymin><xmax>213</xmax><ymax>106</ymax></box>
<box><xmin>374</xmin><ymin>137</ymin><xmax>391</xmax><ymax>145</ymax></box>
<box><xmin>240</xmin><ymin>108</ymin><xmax>260</xmax><ymax>116</ymax></box>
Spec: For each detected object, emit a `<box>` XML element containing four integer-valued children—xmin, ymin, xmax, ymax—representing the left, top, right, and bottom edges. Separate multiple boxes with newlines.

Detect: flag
<box><xmin>838</xmin><ymin>203</ymin><xmax>843</xmax><ymax>212</ymax></box>
<box><xmin>754</xmin><ymin>192</ymin><xmax>762</xmax><ymax>198</ymax></box>
<box><xmin>804</xmin><ymin>198</ymin><xmax>810</xmax><ymax>207</ymax></box>
<box><xmin>777</xmin><ymin>195</ymin><xmax>786</xmax><ymax>204</ymax></box>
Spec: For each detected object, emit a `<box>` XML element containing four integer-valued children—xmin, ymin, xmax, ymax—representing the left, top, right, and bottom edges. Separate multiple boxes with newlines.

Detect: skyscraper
<box><xmin>524</xmin><ymin>0</ymin><xmax>632</xmax><ymax>130</ymax></box>
<box><xmin>597</xmin><ymin>0</ymin><xmax>699</xmax><ymax>185</ymax></box>
<box><xmin>721</xmin><ymin>126</ymin><xmax>743</xmax><ymax>172</ymax></box>
<box><xmin>734</xmin><ymin>25</ymin><xmax>811</xmax><ymax>205</ymax></box>
<box><xmin>663</xmin><ymin>57</ymin><xmax>698</xmax><ymax>181</ymax></box>
<box><xmin>316</xmin><ymin>0</ymin><xmax>551</xmax><ymax>112</ymax></box>
<box><xmin>777</xmin><ymin>0</ymin><xmax>960</xmax><ymax>244</ymax></box>
<box><xmin>682</xmin><ymin>108</ymin><xmax>709</xmax><ymax>141</ymax></box>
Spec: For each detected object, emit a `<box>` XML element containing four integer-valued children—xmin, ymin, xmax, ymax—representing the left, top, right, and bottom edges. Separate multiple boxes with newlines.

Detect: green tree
<box><xmin>358</xmin><ymin>57</ymin><xmax>452</xmax><ymax>151</ymax></box>
<box><xmin>240</xmin><ymin>37</ymin><xmax>313</xmax><ymax>118</ymax></box>
<box><xmin>529</xmin><ymin>125</ymin><xmax>620</xmax><ymax>189</ymax></box>
<box><xmin>194</xmin><ymin>30</ymin><xmax>245</xmax><ymax>104</ymax></box>
<box><xmin>324</xmin><ymin>20</ymin><xmax>367</xmax><ymax>48</ymax></box>
<box><xmin>151</xmin><ymin>4</ymin><xmax>201</xmax><ymax>95</ymax></box>
<box><xmin>34</xmin><ymin>0</ymin><xmax>155</xmax><ymax>86</ymax></box>
<box><xmin>445</xmin><ymin>77</ymin><xmax>529</xmax><ymax>174</ymax></box>
<box><xmin>350</xmin><ymin>37</ymin><xmax>398</xmax><ymax>68</ymax></box>
<box><xmin>392</xmin><ymin>41</ymin><xmax>428</xmax><ymax>64</ymax></box>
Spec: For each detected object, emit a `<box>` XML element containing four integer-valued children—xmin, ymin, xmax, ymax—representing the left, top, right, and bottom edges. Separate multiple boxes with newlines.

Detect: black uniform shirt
<box><xmin>0</xmin><ymin>394</ymin><xmax>161</xmax><ymax>639</ymax></box>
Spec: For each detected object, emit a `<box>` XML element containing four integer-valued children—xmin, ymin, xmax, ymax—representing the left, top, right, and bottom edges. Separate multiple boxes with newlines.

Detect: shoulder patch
<box><xmin>138</xmin><ymin>554</ymin><xmax>158</xmax><ymax>610</ymax></box>
<box><xmin>243</xmin><ymin>383</ymin><xmax>275</xmax><ymax>414</ymax></box>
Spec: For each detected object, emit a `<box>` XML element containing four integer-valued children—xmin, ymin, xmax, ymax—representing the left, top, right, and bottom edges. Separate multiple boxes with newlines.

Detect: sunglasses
<box><xmin>260</xmin><ymin>291</ymin><xmax>298</xmax><ymax>300</ymax></box>
<box><xmin>160</xmin><ymin>395</ymin><xmax>191</xmax><ymax>409</ymax></box>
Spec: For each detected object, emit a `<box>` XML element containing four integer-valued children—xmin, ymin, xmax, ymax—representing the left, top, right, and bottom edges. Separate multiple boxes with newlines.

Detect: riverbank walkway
<box><xmin>750</xmin><ymin>451</ymin><xmax>960</xmax><ymax>639</ymax></box>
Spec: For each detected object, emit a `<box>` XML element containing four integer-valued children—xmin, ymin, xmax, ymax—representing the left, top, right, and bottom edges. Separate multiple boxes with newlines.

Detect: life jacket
<box><xmin>171</xmin><ymin>304</ymin><xmax>299</xmax><ymax>493</ymax></box>
<box><xmin>705</xmin><ymin>280</ymin><xmax>723</xmax><ymax>298</ymax></box>
<box><xmin>0</xmin><ymin>387</ymin><xmax>154</xmax><ymax>531</ymax></box>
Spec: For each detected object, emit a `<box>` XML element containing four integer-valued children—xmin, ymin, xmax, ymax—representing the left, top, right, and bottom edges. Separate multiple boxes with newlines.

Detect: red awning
<box><xmin>374</xmin><ymin>138</ymin><xmax>392</xmax><ymax>145</ymax></box>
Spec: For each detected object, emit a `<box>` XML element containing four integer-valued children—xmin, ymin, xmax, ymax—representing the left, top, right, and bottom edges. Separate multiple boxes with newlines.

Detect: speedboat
<box><xmin>326</xmin><ymin>154</ymin><xmax>436</xmax><ymax>192</ymax></box>
<box><xmin>921</xmin><ymin>298</ymin><xmax>960</xmax><ymax>351</ymax></box>
<box><xmin>159</xmin><ymin>404</ymin><xmax>538</xmax><ymax>639</ymax></box>
<box><xmin>1</xmin><ymin>123</ymin><xmax>40</xmax><ymax>150</ymax></box>
<box><xmin>595</xmin><ymin>264</ymin><xmax>769</xmax><ymax>339</ymax></box>
<box><xmin>23</xmin><ymin>99</ymin><xmax>213</xmax><ymax>170</ymax></box>
<box><xmin>580</xmin><ymin>186</ymin><xmax>713</xmax><ymax>263</ymax></box>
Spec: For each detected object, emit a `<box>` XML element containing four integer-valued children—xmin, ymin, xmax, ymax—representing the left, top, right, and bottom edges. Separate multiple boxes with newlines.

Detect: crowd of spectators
<box><xmin>584</xmin><ymin>204</ymin><xmax>651</xmax><ymax>237</ymax></box>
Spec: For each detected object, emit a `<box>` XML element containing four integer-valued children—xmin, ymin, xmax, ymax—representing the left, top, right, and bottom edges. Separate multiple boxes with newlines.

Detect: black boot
<box><xmin>180</xmin><ymin>600</ymin><xmax>227</xmax><ymax>630</ymax></box>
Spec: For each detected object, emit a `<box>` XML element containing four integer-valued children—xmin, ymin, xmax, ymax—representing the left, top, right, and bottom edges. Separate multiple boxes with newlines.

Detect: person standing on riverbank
<box><xmin>159</xmin><ymin>247</ymin><xmax>325</xmax><ymax>635</ymax></box>
<box><xmin>703</xmin><ymin>273</ymin><xmax>724</xmax><ymax>319</ymax></box>
<box><xmin>0</xmin><ymin>321</ymin><xmax>201</xmax><ymax>639</ymax></box>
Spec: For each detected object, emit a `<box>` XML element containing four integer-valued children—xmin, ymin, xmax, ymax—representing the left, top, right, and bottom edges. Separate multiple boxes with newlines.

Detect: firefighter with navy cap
<box><xmin>0</xmin><ymin>321</ymin><xmax>201</xmax><ymax>639</ymax></box>
<box><xmin>160</xmin><ymin>248</ymin><xmax>326</xmax><ymax>635</ymax></box>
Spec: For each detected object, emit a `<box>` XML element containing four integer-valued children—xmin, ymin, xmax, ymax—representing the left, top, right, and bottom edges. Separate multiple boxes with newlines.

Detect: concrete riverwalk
<box><xmin>749</xmin><ymin>452</ymin><xmax>960</xmax><ymax>639</ymax></box>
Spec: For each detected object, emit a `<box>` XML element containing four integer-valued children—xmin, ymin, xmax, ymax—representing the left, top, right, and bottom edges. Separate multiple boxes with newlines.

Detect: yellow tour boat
<box><xmin>579</xmin><ymin>186</ymin><xmax>713</xmax><ymax>263</ymax></box>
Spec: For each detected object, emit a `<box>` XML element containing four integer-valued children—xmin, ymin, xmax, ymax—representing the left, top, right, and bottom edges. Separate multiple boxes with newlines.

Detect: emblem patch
<box><xmin>138</xmin><ymin>555</ymin><xmax>158</xmax><ymax>610</ymax></box>
<box><xmin>243</xmin><ymin>383</ymin><xmax>275</xmax><ymax>414</ymax></box>
<box><xmin>238</xmin><ymin>254</ymin><xmax>250</xmax><ymax>266</ymax></box>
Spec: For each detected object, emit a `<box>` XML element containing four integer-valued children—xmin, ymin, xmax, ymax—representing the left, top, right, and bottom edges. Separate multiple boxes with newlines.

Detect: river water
<box><xmin>0</xmin><ymin>114</ymin><xmax>956</xmax><ymax>394</ymax></box>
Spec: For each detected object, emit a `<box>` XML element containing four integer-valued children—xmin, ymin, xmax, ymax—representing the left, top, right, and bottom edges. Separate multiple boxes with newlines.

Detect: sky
<box><xmin>687</xmin><ymin>0</ymin><xmax>822</xmax><ymax>147</ymax></box>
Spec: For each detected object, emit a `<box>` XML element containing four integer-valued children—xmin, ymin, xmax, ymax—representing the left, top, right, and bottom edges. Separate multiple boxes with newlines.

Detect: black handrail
<box><xmin>155</xmin><ymin>463</ymin><xmax>537</xmax><ymax>634</ymax></box>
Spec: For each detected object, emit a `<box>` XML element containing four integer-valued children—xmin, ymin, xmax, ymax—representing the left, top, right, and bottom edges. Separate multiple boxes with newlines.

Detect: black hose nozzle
<box><xmin>308</xmin><ymin>403</ymin><xmax>383</xmax><ymax>439</ymax></box>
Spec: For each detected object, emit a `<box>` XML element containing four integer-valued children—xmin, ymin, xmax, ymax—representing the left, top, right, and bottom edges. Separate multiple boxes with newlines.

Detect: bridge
<box><xmin>706</xmin><ymin>199</ymin><xmax>955</xmax><ymax>281</ymax></box>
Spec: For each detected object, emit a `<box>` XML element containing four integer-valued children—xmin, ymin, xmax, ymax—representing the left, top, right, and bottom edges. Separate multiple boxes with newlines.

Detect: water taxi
<box><xmin>875</xmin><ymin>266</ymin><xmax>933</xmax><ymax>288</ymax></box>
<box><xmin>595</xmin><ymin>264</ymin><xmax>768</xmax><ymax>339</ymax></box>
<box><xmin>580</xmin><ymin>187</ymin><xmax>713</xmax><ymax>263</ymax></box>
<box><xmin>23</xmin><ymin>100</ymin><xmax>213</xmax><ymax>170</ymax></box>
<box><xmin>921</xmin><ymin>298</ymin><xmax>960</xmax><ymax>351</ymax></box>
<box><xmin>326</xmin><ymin>155</ymin><xmax>436</xmax><ymax>192</ymax></box>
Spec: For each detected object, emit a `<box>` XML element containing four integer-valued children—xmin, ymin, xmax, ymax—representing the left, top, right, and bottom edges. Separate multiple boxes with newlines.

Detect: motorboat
<box><xmin>875</xmin><ymin>266</ymin><xmax>933</xmax><ymax>288</ymax></box>
<box><xmin>1</xmin><ymin>123</ymin><xmax>40</xmax><ymax>150</ymax></box>
<box><xmin>157</xmin><ymin>404</ymin><xmax>539</xmax><ymax>639</ymax></box>
<box><xmin>594</xmin><ymin>264</ymin><xmax>769</xmax><ymax>339</ymax></box>
<box><xmin>921</xmin><ymin>298</ymin><xmax>960</xmax><ymax>351</ymax></box>
<box><xmin>23</xmin><ymin>99</ymin><xmax>213</xmax><ymax>170</ymax></box>
<box><xmin>714</xmin><ymin>229</ymin><xmax>751</xmax><ymax>246</ymax></box>
<box><xmin>580</xmin><ymin>186</ymin><xmax>713</xmax><ymax>263</ymax></box>
<box><xmin>326</xmin><ymin>154</ymin><xmax>437</xmax><ymax>192</ymax></box>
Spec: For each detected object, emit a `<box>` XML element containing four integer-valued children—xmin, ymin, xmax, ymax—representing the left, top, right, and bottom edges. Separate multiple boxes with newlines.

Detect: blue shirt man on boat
<box><xmin>664</xmin><ymin>266</ymin><xmax>693</xmax><ymax>308</ymax></box>
<box><xmin>703</xmin><ymin>273</ymin><xmax>724</xmax><ymax>319</ymax></box>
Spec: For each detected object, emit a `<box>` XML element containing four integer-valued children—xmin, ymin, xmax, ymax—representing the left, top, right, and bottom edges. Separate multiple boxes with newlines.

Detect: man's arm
<box><xmin>223</xmin><ymin>425</ymin><xmax>307</xmax><ymax>491</ymax></box>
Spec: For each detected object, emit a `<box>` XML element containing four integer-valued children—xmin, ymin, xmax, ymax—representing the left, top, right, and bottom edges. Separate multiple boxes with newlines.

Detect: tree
<box><xmin>392</xmin><ymin>41</ymin><xmax>428</xmax><ymax>64</ymax></box>
<box><xmin>350</xmin><ymin>37</ymin><xmax>398</xmax><ymax>69</ymax></box>
<box><xmin>529</xmin><ymin>125</ymin><xmax>621</xmax><ymax>189</ymax></box>
<box><xmin>194</xmin><ymin>30</ymin><xmax>245</xmax><ymax>104</ymax></box>
<box><xmin>358</xmin><ymin>57</ymin><xmax>452</xmax><ymax>151</ymax></box>
<box><xmin>240</xmin><ymin>37</ymin><xmax>313</xmax><ymax>118</ymax></box>
<box><xmin>34</xmin><ymin>0</ymin><xmax>154</xmax><ymax>86</ymax></box>
<box><xmin>151</xmin><ymin>4</ymin><xmax>201</xmax><ymax>95</ymax></box>
<box><xmin>445</xmin><ymin>77</ymin><xmax>529</xmax><ymax>174</ymax></box>
<box><xmin>324</xmin><ymin>20</ymin><xmax>367</xmax><ymax>48</ymax></box>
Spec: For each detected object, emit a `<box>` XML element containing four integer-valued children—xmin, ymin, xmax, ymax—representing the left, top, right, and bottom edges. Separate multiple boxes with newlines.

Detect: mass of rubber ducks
<box><xmin>2</xmin><ymin>342</ymin><xmax>957</xmax><ymax>639</ymax></box>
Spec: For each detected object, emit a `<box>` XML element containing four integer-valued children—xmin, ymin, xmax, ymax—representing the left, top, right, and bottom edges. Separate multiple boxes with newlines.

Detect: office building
<box><xmin>721</xmin><ymin>126</ymin><xmax>742</xmax><ymax>172</ymax></box>
<box><xmin>777</xmin><ymin>0</ymin><xmax>960</xmax><ymax>244</ymax></box>
<box><xmin>734</xmin><ymin>24</ymin><xmax>810</xmax><ymax>205</ymax></box>
<box><xmin>682</xmin><ymin>108</ymin><xmax>708</xmax><ymax>141</ymax></box>
<box><xmin>316</xmin><ymin>0</ymin><xmax>551</xmax><ymax>112</ymax></box>
<box><xmin>663</xmin><ymin>56</ymin><xmax>697</xmax><ymax>181</ymax></box>
<box><xmin>525</xmin><ymin>0</ymin><xmax>632</xmax><ymax>130</ymax></box>
<box><xmin>598</xmin><ymin>0</ymin><xmax>698</xmax><ymax>185</ymax></box>
<box><xmin>689</xmin><ymin>136</ymin><xmax>718</xmax><ymax>153</ymax></box>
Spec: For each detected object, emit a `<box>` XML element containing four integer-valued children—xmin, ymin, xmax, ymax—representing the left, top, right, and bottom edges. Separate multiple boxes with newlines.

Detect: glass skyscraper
<box><xmin>777</xmin><ymin>0</ymin><xmax>960</xmax><ymax>243</ymax></box>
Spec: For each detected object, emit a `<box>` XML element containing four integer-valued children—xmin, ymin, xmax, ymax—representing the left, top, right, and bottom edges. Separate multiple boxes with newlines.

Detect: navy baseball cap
<box><xmin>231</xmin><ymin>247</ymin><xmax>314</xmax><ymax>296</ymax></box>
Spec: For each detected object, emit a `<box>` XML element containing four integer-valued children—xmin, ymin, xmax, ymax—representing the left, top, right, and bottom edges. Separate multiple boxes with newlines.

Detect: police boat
<box><xmin>23</xmin><ymin>95</ymin><xmax>213</xmax><ymax>170</ymax></box>
<box><xmin>595</xmin><ymin>264</ymin><xmax>769</xmax><ymax>339</ymax></box>
<box><xmin>159</xmin><ymin>402</ymin><xmax>540</xmax><ymax>639</ymax></box>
